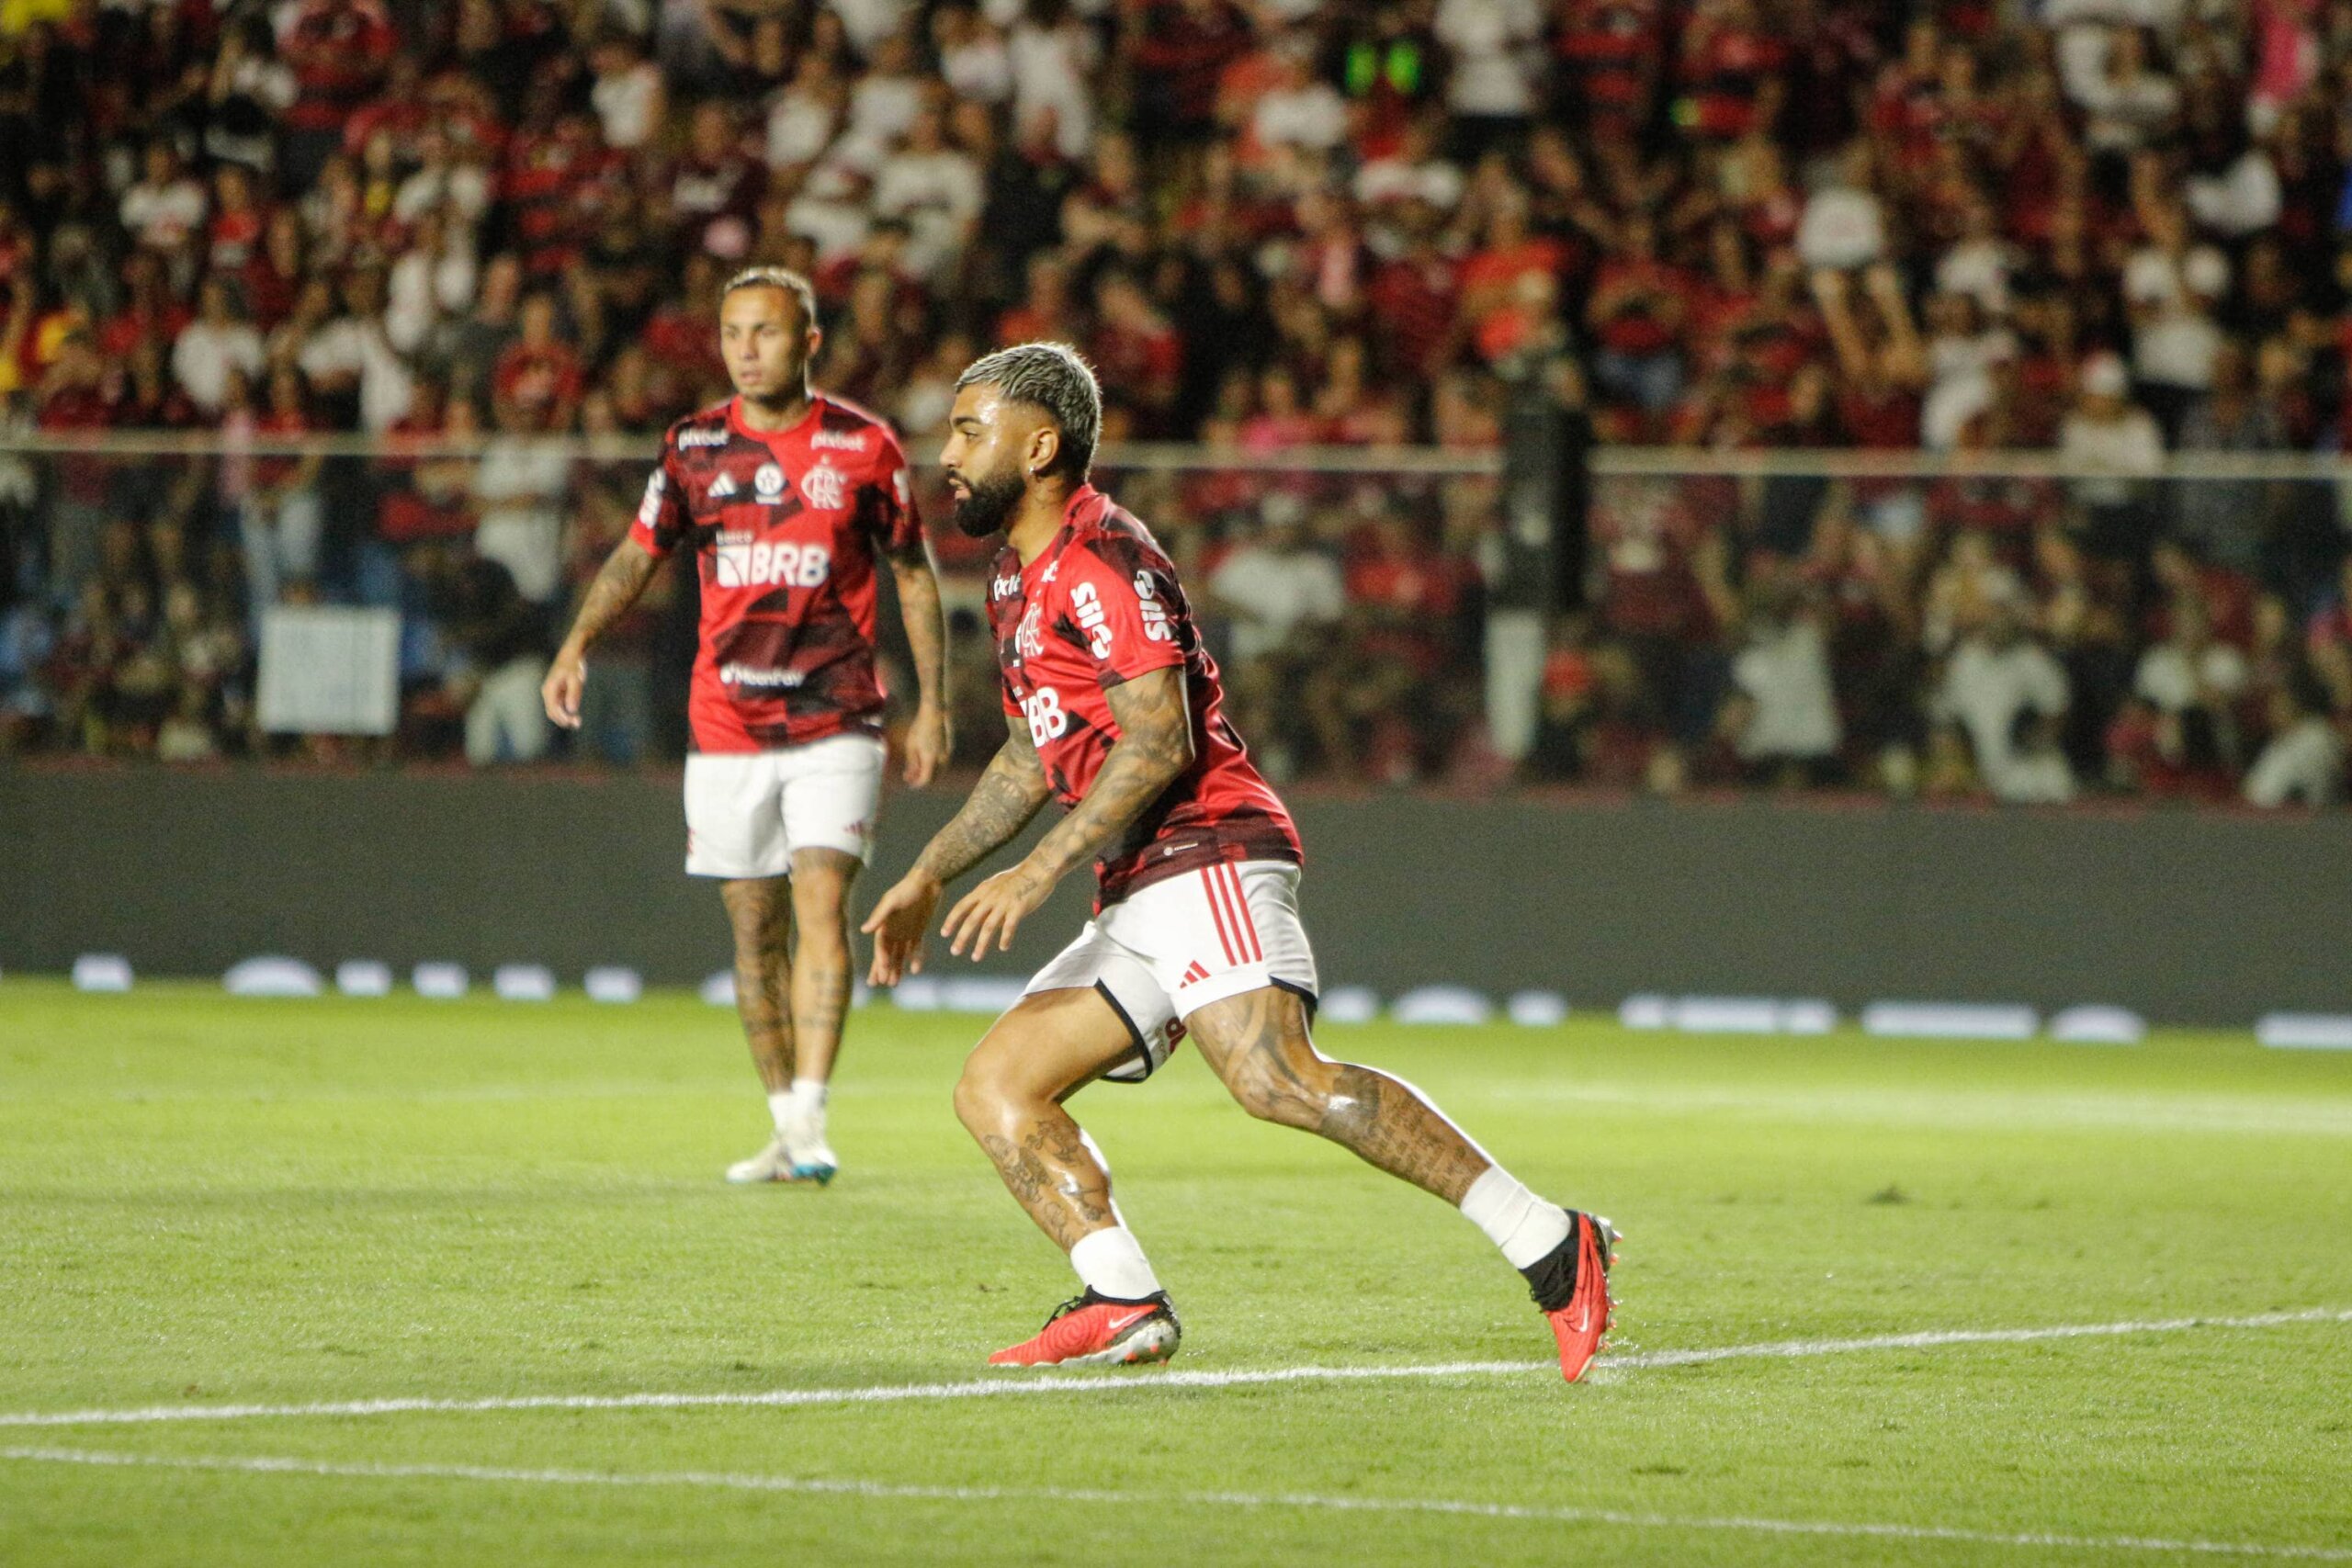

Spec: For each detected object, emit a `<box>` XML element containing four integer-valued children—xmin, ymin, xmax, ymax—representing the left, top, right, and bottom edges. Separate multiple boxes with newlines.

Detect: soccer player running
<box><xmin>863</xmin><ymin>344</ymin><xmax>1614</xmax><ymax>1379</ymax></box>
<box><xmin>544</xmin><ymin>266</ymin><xmax>950</xmax><ymax>1186</ymax></box>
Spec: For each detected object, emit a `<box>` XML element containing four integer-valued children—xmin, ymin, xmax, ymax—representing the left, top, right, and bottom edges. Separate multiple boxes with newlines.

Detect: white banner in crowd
<box><xmin>256</xmin><ymin>607</ymin><xmax>401</xmax><ymax>736</ymax></box>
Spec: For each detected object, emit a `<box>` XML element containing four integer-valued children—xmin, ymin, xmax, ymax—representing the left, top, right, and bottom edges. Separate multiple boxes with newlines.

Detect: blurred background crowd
<box><xmin>3</xmin><ymin>0</ymin><xmax>2351</xmax><ymax>805</ymax></box>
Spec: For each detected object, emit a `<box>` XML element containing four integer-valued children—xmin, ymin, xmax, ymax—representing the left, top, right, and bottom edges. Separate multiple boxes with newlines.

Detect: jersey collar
<box><xmin>725</xmin><ymin>392</ymin><xmax>823</xmax><ymax>449</ymax></box>
<box><xmin>1020</xmin><ymin>485</ymin><xmax>1105</xmax><ymax>584</ymax></box>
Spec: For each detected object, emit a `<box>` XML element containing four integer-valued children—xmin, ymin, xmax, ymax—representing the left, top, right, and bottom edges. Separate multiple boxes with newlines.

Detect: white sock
<box><xmin>766</xmin><ymin>1090</ymin><xmax>795</xmax><ymax>1137</ymax></box>
<box><xmin>1069</xmin><ymin>1225</ymin><xmax>1162</xmax><ymax>1302</ymax></box>
<box><xmin>786</xmin><ymin>1078</ymin><xmax>828</xmax><ymax>1138</ymax></box>
<box><xmin>1460</xmin><ymin>1167</ymin><xmax>1571</xmax><ymax>1269</ymax></box>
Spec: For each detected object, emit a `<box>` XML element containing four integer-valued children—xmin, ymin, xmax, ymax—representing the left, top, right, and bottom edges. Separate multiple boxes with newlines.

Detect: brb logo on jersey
<box><xmin>1021</xmin><ymin>686</ymin><xmax>1067</xmax><ymax>745</ymax></box>
<box><xmin>799</xmin><ymin>463</ymin><xmax>847</xmax><ymax>511</ymax></box>
<box><xmin>715</xmin><ymin>535</ymin><xmax>832</xmax><ymax>589</ymax></box>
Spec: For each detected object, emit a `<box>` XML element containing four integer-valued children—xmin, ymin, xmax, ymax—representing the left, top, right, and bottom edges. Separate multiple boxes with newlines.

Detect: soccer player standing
<box><xmin>544</xmin><ymin>266</ymin><xmax>950</xmax><ymax>1185</ymax></box>
<box><xmin>863</xmin><ymin>344</ymin><xmax>1614</xmax><ymax>1379</ymax></box>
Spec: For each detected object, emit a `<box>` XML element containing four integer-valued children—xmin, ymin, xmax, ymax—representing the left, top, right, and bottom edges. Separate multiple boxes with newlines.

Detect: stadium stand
<box><xmin>0</xmin><ymin>0</ymin><xmax>2347</xmax><ymax>806</ymax></box>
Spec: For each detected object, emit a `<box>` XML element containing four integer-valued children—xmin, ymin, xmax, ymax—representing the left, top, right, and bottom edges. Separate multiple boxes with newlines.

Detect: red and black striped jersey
<box><xmin>987</xmin><ymin>485</ymin><xmax>1302</xmax><ymax>908</ymax></box>
<box><xmin>632</xmin><ymin>393</ymin><xmax>922</xmax><ymax>753</ymax></box>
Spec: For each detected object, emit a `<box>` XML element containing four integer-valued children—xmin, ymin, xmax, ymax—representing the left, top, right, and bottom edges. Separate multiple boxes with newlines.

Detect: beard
<box><xmin>951</xmin><ymin>467</ymin><xmax>1026</xmax><ymax>538</ymax></box>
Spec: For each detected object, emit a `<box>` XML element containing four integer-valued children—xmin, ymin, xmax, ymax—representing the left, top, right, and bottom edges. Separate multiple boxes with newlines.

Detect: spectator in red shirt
<box><xmin>277</xmin><ymin>0</ymin><xmax>395</xmax><ymax>190</ymax></box>
<box><xmin>99</xmin><ymin>252</ymin><xmax>193</xmax><ymax>362</ymax></box>
<box><xmin>1585</xmin><ymin>212</ymin><xmax>1691</xmax><ymax>424</ymax></box>
<box><xmin>1555</xmin><ymin>0</ymin><xmax>1663</xmax><ymax>140</ymax></box>
<box><xmin>1365</xmin><ymin>205</ymin><xmax>1461</xmax><ymax>382</ymax></box>
<box><xmin>1087</xmin><ymin>266</ymin><xmax>1182</xmax><ymax>434</ymax></box>
<box><xmin>1673</xmin><ymin>0</ymin><xmax>1788</xmax><ymax>142</ymax></box>
<box><xmin>663</xmin><ymin>100</ymin><xmax>764</xmax><ymax>261</ymax></box>
<box><xmin>1129</xmin><ymin>0</ymin><xmax>1254</xmax><ymax>150</ymax></box>
<box><xmin>492</xmin><ymin>291</ymin><xmax>584</xmax><ymax>430</ymax></box>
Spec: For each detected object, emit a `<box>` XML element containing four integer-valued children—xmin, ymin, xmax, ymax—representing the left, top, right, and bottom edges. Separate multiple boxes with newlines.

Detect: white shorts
<box><xmin>683</xmin><ymin>735</ymin><xmax>886</xmax><ymax>878</ymax></box>
<box><xmin>1023</xmin><ymin>859</ymin><xmax>1317</xmax><ymax>1084</ymax></box>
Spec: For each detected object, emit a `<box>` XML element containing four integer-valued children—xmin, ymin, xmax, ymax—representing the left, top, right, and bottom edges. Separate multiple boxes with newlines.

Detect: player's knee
<box><xmin>1226</xmin><ymin>1045</ymin><xmax>1336</xmax><ymax>1129</ymax></box>
<box><xmin>953</xmin><ymin>1055</ymin><xmax>1016</xmax><ymax>1135</ymax></box>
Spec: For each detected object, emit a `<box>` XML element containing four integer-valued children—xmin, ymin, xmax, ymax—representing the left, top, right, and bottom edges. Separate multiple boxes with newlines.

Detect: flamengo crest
<box><xmin>800</xmin><ymin>463</ymin><xmax>847</xmax><ymax>510</ymax></box>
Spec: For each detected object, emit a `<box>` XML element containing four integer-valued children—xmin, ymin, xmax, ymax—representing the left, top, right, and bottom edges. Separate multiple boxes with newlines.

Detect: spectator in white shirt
<box><xmin>1354</xmin><ymin>115</ymin><xmax>1465</xmax><ymax>215</ymax></box>
<box><xmin>840</xmin><ymin>28</ymin><xmax>929</xmax><ymax>164</ymax></box>
<box><xmin>385</xmin><ymin>209</ymin><xmax>479</xmax><ymax>355</ymax></box>
<box><xmin>1207</xmin><ymin>495</ymin><xmax>1345</xmax><ymax>779</ymax></box>
<box><xmin>472</xmin><ymin>396</ymin><xmax>573</xmax><ymax>604</ymax></box>
<box><xmin>2072</xmin><ymin>25</ymin><xmax>2178</xmax><ymax>154</ymax></box>
<box><xmin>172</xmin><ymin>275</ymin><xmax>268</xmax><ymax>415</ymax></box>
<box><xmin>589</xmin><ymin>34</ymin><xmax>666</xmax><ymax>152</ymax></box>
<box><xmin>933</xmin><ymin>4</ymin><xmax>1012</xmax><ymax>103</ymax></box>
<box><xmin>1727</xmin><ymin>580</ymin><xmax>1842</xmax><ymax>778</ymax></box>
<box><xmin>2123</xmin><ymin>203</ymin><xmax>2227</xmax><ymax>435</ymax></box>
<box><xmin>1434</xmin><ymin>0</ymin><xmax>1544</xmax><ymax>154</ymax></box>
<box><xmin>1007</xmin><ymin>0</ymin><xmax>1096</xmax><ymax>162</ymax></box>
<box><xmin>873</xmin><ymin>107</ymin><xmax>984</xmax><ymax>286</ymax></box>
<box><xmin>1796</xmin><ymin>142</ymin><xmax>1886</xmax><ymax>274</ymax></box>
<box><xmin>764</xmin><ymin>51</ymin><xmax>848</xmax><ymax>172</ymax></box>
<box><xmin>831</xmin><ymin>0</ymin><xmax>912</xmax><ymax>56</ymax></box>
<box><xmin>1250</xmin><ymin>36</ymin><xmax>1348</xmax><ymax>158</ymax></box>
<box><xmin>1935</xmin><ymin>592</ymin><xmax>2076</xmax><ymax>803</ymax></box>
<box><xmin>2244</xmin><ymin>677</ymin><xmax>2345</xmax><ymax>807</ymax></box>
<box><xmin>393</xmin><ymin>127</ymin><xmax>493</xmax><ymax>232</ymax></box>
<box><xmin>2060</xmin><ymin>352</ymin><xmax>2165</xmax><ymax>551</ymax></box>
<box><xmin>119</xmin><ymin>141</ymin><xmax>209</xmax><ymax>273</ymax></box>
<box><xmin>1934</xmin><ymin>196</ymin><xmax>2019</xmax><ymax>319</ymax></box>
<box><xmin>299</xmin><ymin>268</ymin><xmax>414</xmax><ymax>433</ymax></box>
<box><xmin>2184</xmin><ymin>135</ymin><xmax>2282</xmax><ymax>241</ymax></box>
<box><xmin>1209</xmin><ymin>495</ymin><xmax>1346</xmax><ymax>665</ymax></box>
<box><xmin>2130</xmin><ymin>590</ymin><xmax>2247</xmax><ymax>773</ymax></box>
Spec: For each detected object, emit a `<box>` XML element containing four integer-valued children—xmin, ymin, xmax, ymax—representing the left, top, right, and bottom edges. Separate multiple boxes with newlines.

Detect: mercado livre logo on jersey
<box><xmin>718</xmin><ymin>663</ymin><xmax>805</xmax><ymax>688</ymax></box>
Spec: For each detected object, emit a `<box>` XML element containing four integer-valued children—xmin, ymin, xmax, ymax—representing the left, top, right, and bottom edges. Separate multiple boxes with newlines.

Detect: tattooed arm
<box><xmin>863</xmin><ymin>717</ymin><xmax>1052</xmax><ymax>985</ymax></box>
<box><xmin>542</xmin><ymin>536</ymin><xmax>662</xmax><ymax>729</ymax></box>
<box><xmin>938</xmin><ymin>666</ymin><xmax>1194</xmax><ymax>960</ymax></box>
<box><xmin>887</xmin><ymin>538</ymin><xmax>953</xmax><ymax>786</ymax></box>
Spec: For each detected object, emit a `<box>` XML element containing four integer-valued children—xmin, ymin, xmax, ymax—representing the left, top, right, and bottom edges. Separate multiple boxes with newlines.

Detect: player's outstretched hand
<box><xmin>541</xmin><ymin>649</ymin><xmax>587</xmax><ymax>730</ymax></box>
<box><xmin>862</xmin><ymin>869</ymin><xmax>943</xmax><ymax>987</ymax></box>
<box><xmin>903</xmin><ymin>701</ymin><xmax>952</xmax><ymax>787</ymax></box>
<box><xmin>941</xmin><ymin>863</ymin><xmax>1051</xmax><ymax>961</ymax></box>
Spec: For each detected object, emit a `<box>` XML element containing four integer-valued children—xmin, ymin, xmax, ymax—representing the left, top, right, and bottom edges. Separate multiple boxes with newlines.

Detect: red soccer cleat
<box><xmin>987</xmin><ymin>1290</ymin><xmax>1182</xmax><ymax>1368</ymax></box>
<box><xmin>1533</xmin><ymin>1211</ymin><xmax>1618</xmax><ymax>1382</ymax></box>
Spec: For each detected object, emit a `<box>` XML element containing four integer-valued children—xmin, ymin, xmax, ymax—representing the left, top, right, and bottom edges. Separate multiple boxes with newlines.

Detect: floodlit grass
<box><xmin>2</xmin><ymin>980</ymin><xmax>2348</xmax><ymax>1566</ymax></box>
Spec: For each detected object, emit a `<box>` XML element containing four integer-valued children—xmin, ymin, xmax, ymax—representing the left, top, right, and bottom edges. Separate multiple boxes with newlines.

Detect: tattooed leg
<box><xmin>1186</xmin><ymin>987</ymin><xmax>1494</xmax><ymax>1205</ymax></box>
<box><xmin>786</xmin><ymin>848</ymin><xmax>861</xmax><ymax>1086</ymax></box>
<box><xmin>719</xmin><ymin>877</ymin><xmax>796</xmax><ymax>1093</ymax></box>
<box><xmin>953</xmin><ymin>988</ymin><xmax>1143</xmax><ymax>1251</ymax></box>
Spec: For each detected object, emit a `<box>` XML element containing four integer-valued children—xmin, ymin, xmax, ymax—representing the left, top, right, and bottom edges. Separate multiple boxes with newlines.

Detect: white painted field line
<box><xmin>3</xmin><ymin>1446</ymin><xmax>2346</xmax><ymax>1562</ymax></box>
<box><xmin>2</xmin><ymin>1307</ymin><xmax>2345</xmax><ymax>1432</ymax></box>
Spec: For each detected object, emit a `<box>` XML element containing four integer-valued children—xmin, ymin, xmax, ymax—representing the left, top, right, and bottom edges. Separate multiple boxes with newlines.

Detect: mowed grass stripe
<box><xmin>6</xmin><ymin>1446</ymin><xmax>2348</xmax><ymax>1562</ymax></box>
<box><xmin>6</xmin><ymin>1306</ymin><xmax>2345</xmax><ymax>1429</ymax></box>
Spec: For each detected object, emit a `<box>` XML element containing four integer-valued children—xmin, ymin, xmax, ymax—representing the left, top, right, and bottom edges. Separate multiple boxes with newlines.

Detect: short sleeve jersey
<box><xmin>632</xmin><ymin>393</ymin><xmax>922</xmax><ymax>752</ymax></box>
<box><xmin>986</xmin><ymin>486</ymin><xmax>1303</xmax><ymax>908</ymax></box>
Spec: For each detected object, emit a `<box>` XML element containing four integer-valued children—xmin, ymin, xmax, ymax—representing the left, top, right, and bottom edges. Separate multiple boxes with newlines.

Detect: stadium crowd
<box><xmin>2</xmin><ymin>0</ymin><xmax>2350</xmax><ymax>805</ymax></box>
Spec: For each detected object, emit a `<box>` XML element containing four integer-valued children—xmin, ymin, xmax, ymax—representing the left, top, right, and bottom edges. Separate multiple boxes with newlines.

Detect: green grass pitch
<box><xmin>2</xmin><ymin>979</ymin><xmax>2348</xmax><ymax>1566</ymax></box>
